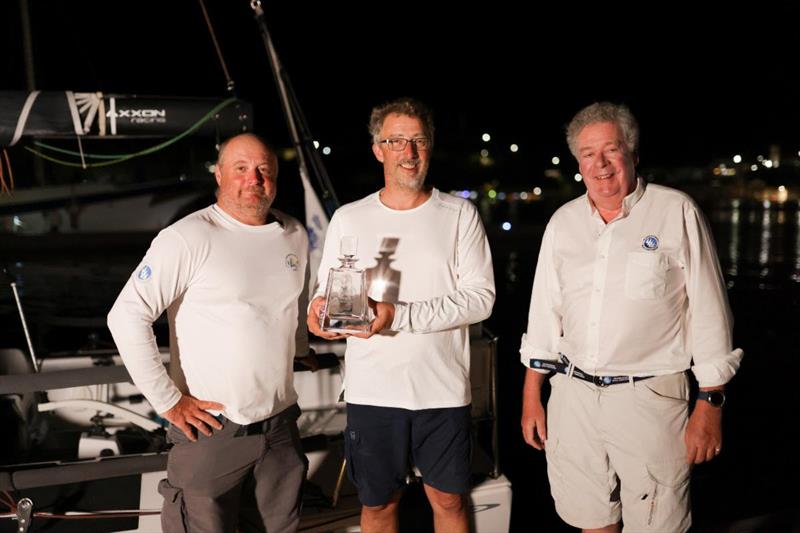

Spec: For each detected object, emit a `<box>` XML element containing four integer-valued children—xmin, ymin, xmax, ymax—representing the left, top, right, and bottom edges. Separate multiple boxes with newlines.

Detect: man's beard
<box><xmin>243</xmin><ymin>195</ymin><xmax>272</xmax><ymax>216</ymax></box>
<box><xmin>237</xmin><ymin>188</ymin><xmax>274</xmax><ymax>215</ymax></box>
<box><xmin>394</xmin><ymin>160</ymin><xmax>427</xmax><ymax>191</ymax></box>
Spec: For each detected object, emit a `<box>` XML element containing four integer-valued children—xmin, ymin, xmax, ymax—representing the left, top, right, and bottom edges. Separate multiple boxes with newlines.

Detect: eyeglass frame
<box><xmin>377</xmin><ymin>137</ymin><xmax>432</xmax><ymax>151</ymax></box>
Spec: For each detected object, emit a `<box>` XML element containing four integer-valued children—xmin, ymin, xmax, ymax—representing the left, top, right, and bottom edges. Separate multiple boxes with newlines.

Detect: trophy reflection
<box><xmin>321</xmin><ymin>236</ymin><xmax>370</xmax><ymax>333</ymax></box>
<box><xmin>366</xmin><ymin>237</ymin><xmax>401</xmax><ymax>303</ymax></box>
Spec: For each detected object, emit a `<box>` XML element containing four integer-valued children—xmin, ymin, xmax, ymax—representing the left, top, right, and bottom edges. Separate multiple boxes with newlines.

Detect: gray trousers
<box><xmin>157</xmin><ymin>404</ymin><xmax>306</xmax><ymax>533</ymax></box>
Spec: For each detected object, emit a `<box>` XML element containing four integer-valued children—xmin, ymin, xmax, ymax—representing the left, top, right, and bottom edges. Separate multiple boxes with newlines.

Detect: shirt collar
<box><xmin>584</xmin><ymin>177</ymin><xmax>646</xmax><ymax>220</ymax></box>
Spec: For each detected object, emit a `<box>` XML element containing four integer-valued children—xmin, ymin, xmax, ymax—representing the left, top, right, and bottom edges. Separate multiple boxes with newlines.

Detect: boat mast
<box><xmin>249</xmin><ymin>1</ymin><xmax>340</xmax><ymax>217</ymax></box>
<box><xmin>249</xmin><ymin>1</ymin><xmax>340</xmax><ymax>286</ymax></box>
<box><xmin>18</xmin><ymin>0</ymin><xmax>45</xmax><ymax>186</ymax></box>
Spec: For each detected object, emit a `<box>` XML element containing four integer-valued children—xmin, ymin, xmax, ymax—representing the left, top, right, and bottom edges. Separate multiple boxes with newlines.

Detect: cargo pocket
<box><xmin>625</xmin><ymin>252</ymin><xmax>668</xmax><ymax>300</ymax></box>
<box><xmin>158</xmin><ymin>478</ymin><xmax>188</xmax><ymax>533</ymax></box>
<box><xmin>544</xmin><ymin>438</ymin><xmax>565</xmax><ymax>505</ymax></box>
<box><xmin>638</xmin><ymin>460</ymin><xmax>691</xmax><ymax>530</ymax></box>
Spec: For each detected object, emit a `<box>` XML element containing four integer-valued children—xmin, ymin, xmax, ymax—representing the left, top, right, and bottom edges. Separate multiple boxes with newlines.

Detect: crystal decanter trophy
<box><xmin>321</xmin><ymin>236</ymin><xmax>371</xmax><ymax>333</ymax></box>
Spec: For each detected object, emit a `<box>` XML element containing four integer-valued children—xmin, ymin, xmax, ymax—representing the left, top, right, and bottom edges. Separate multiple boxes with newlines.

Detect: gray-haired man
<box><xmin>520</xmin><ymin>103</ymin><xmax>742</xmax><ymax>532</ymax></box>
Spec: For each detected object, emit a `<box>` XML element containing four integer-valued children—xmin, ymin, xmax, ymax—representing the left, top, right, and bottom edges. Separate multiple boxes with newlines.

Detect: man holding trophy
<box><xmin>308</xmin><ymin>97</ymin><xmax>495</xmax><ymax>533</ymax></box>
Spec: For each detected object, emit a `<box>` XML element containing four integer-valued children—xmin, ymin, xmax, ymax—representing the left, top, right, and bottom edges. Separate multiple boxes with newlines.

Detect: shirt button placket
<box><xmin>587</xmin><ymin>227</ymin><xmax>613</xmax><ymax>367</ymax></box>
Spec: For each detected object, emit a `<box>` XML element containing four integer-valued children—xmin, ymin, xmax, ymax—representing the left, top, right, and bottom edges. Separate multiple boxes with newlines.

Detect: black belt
<box><xmin>235</xmin><ymin>420</ymin><xmax>270</xmax><ymax>437</ymax></box>
<box><xmin>229</xmin><ymin>404</ymin><xmax>300</xmax><ymax>437</ymax></box>
<box><xmin>529</xmin><ymin>355</ymin><xmax>653</xmax><ymax>387</ymax></box>
<box><xmin>208</xmin><ymin>414</ymin><xmax>276</xmax><ymax>437</ymax></box>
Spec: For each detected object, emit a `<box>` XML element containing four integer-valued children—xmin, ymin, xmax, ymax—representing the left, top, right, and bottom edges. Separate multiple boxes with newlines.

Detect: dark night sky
<box><xmin>2</xmin><ymin>2</ymin><xmax>798</xmax><ymax>193</ymax></box>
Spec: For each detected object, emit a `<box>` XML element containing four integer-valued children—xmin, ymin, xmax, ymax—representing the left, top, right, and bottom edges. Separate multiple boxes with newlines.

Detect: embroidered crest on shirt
<box><xmin>642</xmin><ymin>235</ymin><xmax>659</xmax><ymax>251</ymax></box>
<box><xmin>285</xmin><ymin>254</ymin><xmax>300</xmax><ymax>271</ymax></box>
<box><xmin>136</xmin><ymin>264</ymin><xmax>152</xmax><ymax>281</ymax></box>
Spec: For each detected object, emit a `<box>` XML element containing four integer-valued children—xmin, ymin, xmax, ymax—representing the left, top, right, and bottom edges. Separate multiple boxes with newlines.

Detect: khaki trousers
<box><xmin>546</xmin><ymin>372</ymin><xmax>692</xmax><ymax>532</ymax></box>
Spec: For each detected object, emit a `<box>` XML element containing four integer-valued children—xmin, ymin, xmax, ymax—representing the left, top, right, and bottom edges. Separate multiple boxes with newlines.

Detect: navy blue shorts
<box><xmin>344</xmin><ymin>403</ymin><xmax>472</xmax><ymax>507</ymax></box>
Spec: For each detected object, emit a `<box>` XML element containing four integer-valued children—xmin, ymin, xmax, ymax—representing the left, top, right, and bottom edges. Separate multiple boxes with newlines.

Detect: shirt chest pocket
<box><xmin>625</xmin><ymin>251</ymin><xmax>668</xmax><ymax>300</ymax></box>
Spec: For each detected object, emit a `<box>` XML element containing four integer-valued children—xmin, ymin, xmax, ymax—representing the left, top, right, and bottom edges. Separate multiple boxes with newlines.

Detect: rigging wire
<box><xmin>30</xmin><ymin>143</ymin><xmax>130</xmax><ymax>160</ymax></box>
<box><xmin>197</xmin><ymin>0</ymin><xmax>235</xmax><ymax>93</ymax></box>
<box><xmin>0</xmin><ymin>509</ymin><xmax>161</xmax><ymax>520</ymax></box>
<box><xmin>249</xmin><ymin>0</ymin><xmax>340</xmax><ymax>215</ymax></box>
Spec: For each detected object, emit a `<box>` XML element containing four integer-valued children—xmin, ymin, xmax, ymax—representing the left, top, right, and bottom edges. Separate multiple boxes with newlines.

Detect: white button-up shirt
<box><xmin>520</xmin><ymin>178</ymin><xmax>742</xmax><ymax>387</ymax></box>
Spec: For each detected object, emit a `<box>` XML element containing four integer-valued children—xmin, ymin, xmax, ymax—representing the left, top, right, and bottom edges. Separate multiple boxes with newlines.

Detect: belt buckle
<box><xmin>593</xmin><ymin>375</ymin><xmax>611</xmax><ymax>387</ymax></box>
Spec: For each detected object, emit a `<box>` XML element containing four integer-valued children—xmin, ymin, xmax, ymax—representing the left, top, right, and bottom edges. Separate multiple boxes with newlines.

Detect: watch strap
<box><xmin>697</xmin><ymin>390</ymin><xmax>726</xmax><ymax>407</ymax></box>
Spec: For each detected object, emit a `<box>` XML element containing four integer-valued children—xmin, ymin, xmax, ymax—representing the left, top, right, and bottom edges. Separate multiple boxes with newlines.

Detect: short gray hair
<box><xmin>566</xmin><ymin>102</ymin><xmax>639</xmax><ymax>158</ymax></box>
<box><xmin>368</xmin><ymin>97</ymin><xmax>434</xmax><ymax>146</ymax></box>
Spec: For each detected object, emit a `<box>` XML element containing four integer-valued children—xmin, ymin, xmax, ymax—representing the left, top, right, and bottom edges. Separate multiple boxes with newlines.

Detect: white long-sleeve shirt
<box><xmin>314</xmin><ymin>189</ymin><xmax>495</xmax><ymax>409</ymax></box>
<box><xmin>520</xmin><ymin>178</ymin><xmax>742</xmax><ymax>387</ymax></box>
<box><xmin>108</xmin><ymin>205</ymin><xmax>309</xmax><ymax>424</ymax></box>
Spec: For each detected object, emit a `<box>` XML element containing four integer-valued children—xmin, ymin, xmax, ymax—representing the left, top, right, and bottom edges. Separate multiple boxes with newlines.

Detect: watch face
<box><xmin>708</xmin><ymin>391</ymin><xmax>726</xmax><ymax>407</ymax></box>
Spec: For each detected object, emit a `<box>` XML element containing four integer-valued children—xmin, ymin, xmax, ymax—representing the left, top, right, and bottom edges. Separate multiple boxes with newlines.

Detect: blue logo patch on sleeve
<box><xmin>285</xmin><ymin>254</ymin><xmax>299</xmax><ymax>271</ymax></box>
<box><xmin>137</xmin><ymin>264</ymin><xmax>152</xmax><ymax>281</ymax></box>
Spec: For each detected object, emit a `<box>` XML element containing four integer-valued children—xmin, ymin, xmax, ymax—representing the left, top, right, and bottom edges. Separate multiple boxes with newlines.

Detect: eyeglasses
<box><xmin>378</xmin><ymin>137</ymin><xmax>431</xmax><ymax>151</ymax></box>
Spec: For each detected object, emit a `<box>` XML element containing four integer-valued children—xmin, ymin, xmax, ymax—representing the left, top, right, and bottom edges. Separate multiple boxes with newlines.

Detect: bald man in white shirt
<box><xmin>520</xmin><ymin>102</ymin><xmax>742</xmax><ymax>533</ymax></box>
<box><xmin>109</xmin><ymin>134</ymin><xmax>309</xmax><ymax>533</ymax></box>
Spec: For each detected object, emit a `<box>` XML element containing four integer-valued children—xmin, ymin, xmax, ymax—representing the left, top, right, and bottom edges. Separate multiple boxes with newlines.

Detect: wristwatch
<box><xmin>697</xmin><ymin>390</ymin><xmax>726</xmax><ymax>408</ymax></box>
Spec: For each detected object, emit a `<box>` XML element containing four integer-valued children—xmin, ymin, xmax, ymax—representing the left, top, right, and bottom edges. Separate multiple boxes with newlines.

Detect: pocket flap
<box><xmin>157</xmin><ymin>478</ymin><xmax>183</xmax><ymax>503</ymax></box>
<box><xmin>646</xmin><ymin>459</ymin><xmax>690</xmax><ymax>488</ymax></box>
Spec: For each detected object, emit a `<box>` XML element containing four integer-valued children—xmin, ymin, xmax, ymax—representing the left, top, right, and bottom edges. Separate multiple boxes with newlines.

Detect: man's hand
<box><xmin>351</xmin><ymin>299</ymin><xmax>395</xmax><ymax>339</ymax></box>
<box><xmin>162</xmin><ymin>394</ymin><xmax>224</xmax><ymax>442</ymax></box>
<box><xmin>522</xmin><ymin>398</ymin><xmax>547</xmax><ymax>450</ymax></box>
<box><xmin>307</xmin><ymin>296</ymin><xmax>347</xmax><ymax>340</ymax></box>
<box><xmin>521</xmin><ymin>368</ymin><xmax>548</xmax><ymax>450</ymax></box>
<box><xmin>685</xmin><ymin>395</ymin><xmax>723</xmax><ymax>464</ymax></box>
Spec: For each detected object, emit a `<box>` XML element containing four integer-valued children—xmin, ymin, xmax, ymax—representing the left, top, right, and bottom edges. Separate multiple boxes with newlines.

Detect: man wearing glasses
<box><xmin>308</xmin><ymin>97</ymin><xmax>495</xmax><ymax>533</ymax></box>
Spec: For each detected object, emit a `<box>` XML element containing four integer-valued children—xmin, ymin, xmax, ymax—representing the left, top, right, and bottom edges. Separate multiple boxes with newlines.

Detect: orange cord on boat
<box><xmin>0</xmin><ymin>149</ymin><xmax>7</xmax><ymax>194</ymax></box>
<box><xmin>0</xmin><ymin>490</ymin><xmax>16</xmax><ymax>510</ymax></box>
<box><xmin>0</xmin><ymin>149</ymin><xmax>13</xmax><ymax>194</ymax></box>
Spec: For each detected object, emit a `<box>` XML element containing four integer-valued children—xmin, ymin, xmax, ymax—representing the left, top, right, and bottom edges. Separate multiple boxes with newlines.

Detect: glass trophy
<box><xmin>321</xmin><ymin>236</ymin><xmax>371</xmax><ymax>333</ymax></box>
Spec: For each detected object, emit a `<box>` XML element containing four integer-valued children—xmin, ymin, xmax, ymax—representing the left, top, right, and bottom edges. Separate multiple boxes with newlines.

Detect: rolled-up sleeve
<box><xmin>520</xmin><ymin>223</ymin><xmax>564</xmax><ymax>372</ymax></box>
<box><xmin>683</xmin><ymin>204</ymin><xmax>743</xmax><ymax>387</ymax></box>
